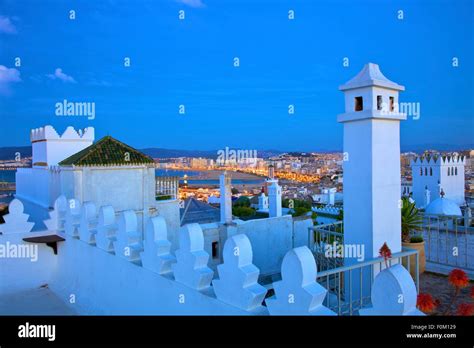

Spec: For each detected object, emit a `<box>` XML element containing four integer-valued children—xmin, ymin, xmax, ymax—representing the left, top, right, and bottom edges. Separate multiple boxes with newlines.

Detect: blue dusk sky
<box><xmin>0</xmin><ymin>0</ymin><xmax>472</xmax><ymax>152</ymax></box>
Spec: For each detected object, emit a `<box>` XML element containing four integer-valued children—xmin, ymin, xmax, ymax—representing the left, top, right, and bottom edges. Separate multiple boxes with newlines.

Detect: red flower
<box><xmin>456</xmin><ymin>303</ymin><xmax>474</xmax><ymax>316</ymax></box>
<box><xmin>417</xmin><ymin>293</ymin><xmax>437</xmax><ymax>313</ymax></box>
<box><xmin>448</xmin><ymin>269</ymin><xmax>469</xmax><ymax>289</ymax></box>
<box><xmin>379</xmin><ymin>242</ymin><xmax>392</xmax><ymax>261</ymax></box>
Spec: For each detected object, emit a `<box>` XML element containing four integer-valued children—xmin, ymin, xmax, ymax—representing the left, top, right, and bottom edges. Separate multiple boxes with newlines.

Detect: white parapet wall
<box><xmin>0</xmin><ymin>198</ymin><xmax>419</xmax><ymax>315</ymax></box>
<box><xmin>15</xmin><ymin>167</ymin><xmax>62</xmax><ymax>208</ymax></box>
<box><xmin>226</xmin><ymin>215</ymin><xmax>313</xmax><ymax>276</ymax></box>
<box><xmin>49</xmin><ymin>231</ymin><xmax>249</xmax><ymax>315</ymax></box>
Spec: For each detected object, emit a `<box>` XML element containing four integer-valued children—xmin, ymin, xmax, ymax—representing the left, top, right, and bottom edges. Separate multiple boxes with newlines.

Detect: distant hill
<box><xmin>140</xmin><ymin>148</ymin><xmax>217</xmax><ymax>159</ymax></box>
<box><xmin>0</xmin><ymin>146</ymin><xmax>282</xmax><ymax>160</ymax></box>
<box><xmin>2</xmin><ymin>144</ymin><xmax>469</xmax><ymax>161</ymax></box>
<box><xmin>401</xmin><ymin>144</ymin><xmax>474</xmax><ymax>153</ymax></box>
<box><xmin>140</xmin><ymin>148</ymin><xmax>284</xmax><ymax>159</ymax></box>
<box><xmin>0</xmin><ymin>147</ymin><xmax>31</xmax><ymax>160</ymax></box>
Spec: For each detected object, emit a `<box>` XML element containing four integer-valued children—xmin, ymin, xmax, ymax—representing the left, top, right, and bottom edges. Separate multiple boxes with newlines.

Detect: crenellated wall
<box><xmin>31</xmin><ymin>125</ymin><xmax>94</xmax><ymax>167</ymax></box>
<box><xmin>0</xmin><ymin>197</ymin><xmax>422</xmax><ymax>316</ymax></box>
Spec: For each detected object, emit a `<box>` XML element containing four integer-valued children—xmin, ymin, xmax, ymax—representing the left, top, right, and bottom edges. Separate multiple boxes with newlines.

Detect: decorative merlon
<box><xmin>411</xmin><ymin>154</ymin><xmax>466</xmax><ymax>166</ymax></box>
<box><xmin>64</xmin><ymin>199</ymin><xmax>81</xmax><ymax>238</ymax></box>
<box><xmin>0</xmin><ymin>199</ymin><xmax>34</xmax><ymax>234</ymax></box>
<box><xmin>95</xmin><ymin>205</ymin><xmax>118</xmax><ymax>253</ymax></box>
<box><xmin>30</xmin><ymin>125</ymin><xmax>94</xmax><ymax>143</ymax></box>
<box><xmin>213</xmin><ymin>234</ymin><xmax>267</xmax><ymax>312</ymax></box>
<box><xmin>140</xmin><ymin>216</ymin><xmax>175</xmax><ymax>274</ymax></box>
<box><xmin>114</xmin><ymin>210</ymin><xmax>143</xmax><ymax>263</ymax></box>
<box><xmin>78</xmin><ymin>202</ymin><xmax>98</xmax><ymax>244</ymax></box>
<box><xmin>172</xmin><ymin>223</ymin><xmax>214</xmax><ymax>290</ymax></box>
<box><xmin>359</xmin><ymin>264</ymin><xmax>424</xmax><ymax>316</ymax></box>
<box><xmin>43</xmin><ymin>195</ymin><xmax>68</xmax><ymax>232</ymax></box>
<box><xmin>266</xmin><ymin>246</ymin><xmax>336</xmax><ymax>315</ymax></box>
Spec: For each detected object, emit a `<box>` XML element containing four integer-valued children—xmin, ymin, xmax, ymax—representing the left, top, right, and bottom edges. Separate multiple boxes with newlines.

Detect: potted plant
<box><xmin>400</xmin><ymin>197</ymin><xmax>425</xmax><ymax>276</ymax></box>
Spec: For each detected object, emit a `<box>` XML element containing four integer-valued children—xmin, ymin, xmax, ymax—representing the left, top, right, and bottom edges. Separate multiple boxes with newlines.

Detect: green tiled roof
<box><xmin>59</xmin><ymin>136</ymin><xmax>154</xmax><ymax>166</ymax></box>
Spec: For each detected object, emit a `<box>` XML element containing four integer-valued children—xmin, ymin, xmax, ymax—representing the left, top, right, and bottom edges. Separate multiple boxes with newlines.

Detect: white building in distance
<box><xmin>410</xmin><ymin>154</ymin><xmax>466</xmax><ymax>208</ymax></box>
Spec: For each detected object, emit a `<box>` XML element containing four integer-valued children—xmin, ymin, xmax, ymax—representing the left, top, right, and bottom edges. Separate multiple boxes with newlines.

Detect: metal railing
<box><xmin>309</xmin><ymin>221</ymin><xmax>344</xmax><ymax>272</ymax></box>
<box><xmin>303</xmin><ymin>220</ymin><xmax>420</xmax><ymax>315</ymax></box>
<box><xmin>316</xmin><ymin>248</ymin><xmax>419</xmax><ymax>315</ymax></box>
<box><xmin>155</xmin><ymin>176</ymin><xmax>179</xmax><ymax>201</ymax></box>
<box><xmin>262</xmin><ymin>247</ymin><xmax>419</xmax><ymax>316</ymax></box>
<box><xmin>420</xmin><ymin>213</ymin><xmax>473</xmax><ymax>272</ymax></box>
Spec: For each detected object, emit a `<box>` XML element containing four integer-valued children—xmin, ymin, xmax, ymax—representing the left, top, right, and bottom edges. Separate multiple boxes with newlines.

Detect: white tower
<box><xmin>219</xmin><ymin>171</ymin><xmax>232</xmax><ymax>224</ymax></box>
<box><xmin>267</xmin><ymin>179</ymin><xmax>282</xmax><ymax>218</ymax></box>
<box><xmin>16</xmin><ymin>125</ymin><xmax>94</xmax><ymax>208</ymax></box>
<box><xmin>258</xmin><ymin>192</ymin><xmax>269</xmax><ymax>211</ymax></box>
<box><xmin>30</xmin><ymin>125</ymin><xmax>94</xmax><ymax>167</ymax></box>
<box><xmin>338</xmin><ymin>63</ymin><xmax>406</xmax><ymax>259</ymax></box>
<box><xmin>411</xmin><ymin>155</ymin><xmax>465</xmax><ymax>208</ymax></box>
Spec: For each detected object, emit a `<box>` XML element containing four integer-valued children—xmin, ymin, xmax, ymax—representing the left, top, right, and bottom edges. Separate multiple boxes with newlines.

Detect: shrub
<box><xmin>233</xmin><ymin>196</ymin><xmax>250</xmax><ymax>208</ymax></box>
<box><xmin>410</xmin><ymin>235</ymin><xmax>424</xmax><ymax>243</ymax></box>
<box><xmin>401</xmin><ymin>197</ymin><xmax>422</xmax><ymax>242</ymax></box>
<box><xmin>292</xmin><ymin>206</ymin><xmax>311</xmax><ymax>217</ymax></box>
<box><xmin>282</xmin><ymin>198</ymin><xmax>312</xmax><ymax>210</ymax></box>
<box><xmin>232</xmin><ymin>206</ymin><xmax>255</xmax><ymax>218</ymax></box>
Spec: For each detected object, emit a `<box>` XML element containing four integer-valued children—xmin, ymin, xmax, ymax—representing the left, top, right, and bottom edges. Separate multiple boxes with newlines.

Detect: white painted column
<box><xmin>220</xmin><ymin>171</ymin><xmax>232</xmax><ymax>224</ymax></box>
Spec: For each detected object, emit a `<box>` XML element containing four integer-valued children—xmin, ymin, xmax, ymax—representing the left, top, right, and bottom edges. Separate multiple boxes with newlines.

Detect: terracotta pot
<box><xmin>402</xmin><ymin>241</ymin><xmax>426</xmax><ymax>278</ymax></box>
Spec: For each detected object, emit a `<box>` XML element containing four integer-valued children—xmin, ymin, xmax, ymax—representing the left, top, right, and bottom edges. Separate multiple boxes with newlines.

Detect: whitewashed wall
<box><xmin>0</xmin><ymin>232</ymin><xmax>58</xmax><ymax>295</ymax></box>
<box><xmin>48</xmin><ymin>234</ymin><xmax>248</xmax><ymax>315</ymax></box>
<box><xmin>15</xmin><ymin>168</ymin><xmax>61</xmax><ymax>208</ymax></box>
<box><xmin>232</xmin><ymin>215</ymin><xmax>293</xmax><ymax>275</ymax></box>
<box><xmin>60</xmin><ymin>166</ymin><xmax>155</xmax><ymax>212</ymax></box>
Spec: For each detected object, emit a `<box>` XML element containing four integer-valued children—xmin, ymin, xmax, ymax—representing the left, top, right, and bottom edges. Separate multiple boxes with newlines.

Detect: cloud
<box><xmin>0</xmin><ymin>65</ymin><xmax>21</xmax><ymax>96</ymax></box>
<box><xmin>0</xmin><ymin>16</ymin><xmax>17</xmax><ymax>34</ymax></box>
<box><xmin>175</xmin><ymin>0</ymin><xmax>205</xmax><ymax>8</ymax></box>
<box><xmin>47</xmin><ymin>68</ymin><xmax>76</xmax><ymax>83</ymax></box>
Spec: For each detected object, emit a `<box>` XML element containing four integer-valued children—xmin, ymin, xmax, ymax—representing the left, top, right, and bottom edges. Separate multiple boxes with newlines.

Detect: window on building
<box><xmin>430</xmin><ymin>167</ymin><xmax>432</xmax><ymax>176</ymax></box>
<box><xmin>389</xmin><ymin>96</ymin><xmax>395</xmax><ymax>111</ymax></box>
<box><xmin>212</xmin><ymin>241</ymin><xmax>219</xmax><ymax>259</ymax></box>
<box><xmin>377</xmin><ymin>95</ymin><xmax>383</xmax><ymax>110</ymax></box>
<box><xmin>455</xmin><ymin>167</ymin><xmax>458</xmax><ymax>175</ymax></box>
<box><xmin>448</xmin><ymin>168</ymin><xmax>450</xmax><ymax>176</ymax></box>
<box><xmin>425</xmin><ymin>168</ymin><xmax>428</xmax><ymax>176</ymax></box>
<box><xmin>420</xmin><ymin>168</ymin><xmax>423</xmax><ymax>176</ymax></box>
<box><xmin>354</xmin><ymin>97</ymin><xmax>363</xmax><ymax>111</ymax></box>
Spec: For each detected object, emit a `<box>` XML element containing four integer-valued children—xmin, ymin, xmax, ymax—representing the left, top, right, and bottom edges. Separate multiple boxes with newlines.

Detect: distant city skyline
<box><xmin>0</xmin><ymin>0</ymin><xmax>473</xmax><ymax>151</ymax></box>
